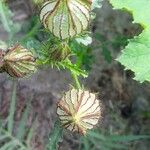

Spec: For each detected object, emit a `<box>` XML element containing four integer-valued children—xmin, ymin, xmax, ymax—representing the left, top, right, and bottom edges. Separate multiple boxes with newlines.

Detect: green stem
<box><xmin>72</xmin><ymin>73</ymin><xmax>81</xmax><ymax>89</ymax></box>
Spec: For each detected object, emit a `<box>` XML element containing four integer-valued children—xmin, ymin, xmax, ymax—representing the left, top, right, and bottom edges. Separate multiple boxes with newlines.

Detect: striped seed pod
<box><xmin>57</xmin><ymin>89</ymin><xmax>101</xmax><ymax>135</ymax></box>
<box><xmin>40</xmin><ymin>0</ymin><xmax>92</xmax><ymax>40</ymax></box>
<box><xmin>3</xmin><ymin>44</ymin><xmax>37</xmax><ymax>78</ymax></box>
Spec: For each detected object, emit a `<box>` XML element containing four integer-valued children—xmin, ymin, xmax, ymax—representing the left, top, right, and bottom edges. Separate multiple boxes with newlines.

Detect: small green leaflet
<box><xmin>109</xmin><ymin>0</ymin><xmax>150</xmax><ymax>82</ymax></box>
<box><xmin>75</xmin><ymin>35</ymin><xmax>92</xmax><ymax>46</ymax></box>
<box><xmin>92</xmin><ymin>0</ymin><xmax>103</xmax><ymax>10</ymax></box>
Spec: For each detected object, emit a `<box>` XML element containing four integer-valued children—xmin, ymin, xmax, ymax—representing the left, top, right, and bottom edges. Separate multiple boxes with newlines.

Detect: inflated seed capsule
<box><xmin>40</xmin><ymin>0</ymin><xmax>92</xmax><ymax>40</ymax></box>
<box><xmin>3</xmin><ymin>44</ymin><xmax>37</xmax><ymax>78</ymax></box>
<box><xmin>57</xmin><ymin>89</ymin><xmax>101</xmax><ymax>135</ymax></box>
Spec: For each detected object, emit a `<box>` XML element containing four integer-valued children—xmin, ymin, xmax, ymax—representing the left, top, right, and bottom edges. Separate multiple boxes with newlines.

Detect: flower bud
<box><xmin>50</xmin><ymin>42</ymin><xmax>71</xmax><ymax>61</ymax></box>
<box><xmin>3</xmin><ymin>44</ymin><xmax>37</xmax><ymax>78</ymax></box>
<box><xmin>57</xmin><ymin>89</ymin><xmax>101</xmax><ymax>135</ymax></box>
<box><xmin>40</xmin><ymin>0</ymin><xmax>91</xmax><ymax>40</ymax></box>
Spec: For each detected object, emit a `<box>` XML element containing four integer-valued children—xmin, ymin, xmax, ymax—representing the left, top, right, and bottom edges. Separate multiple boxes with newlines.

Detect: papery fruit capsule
<box><xmin>57</xmin><ymin>89</ymin><xmax>101</xmax><ymax>135</ymax></box>
<box><xmin>40</xmin><ymin>0</ymin><xmax>91</xmax><ymax>40</ymax></box>
<box><xmin>3</xmin><ymin>44</ymin><xmax>37</xmax><ymax>78</ymax></box>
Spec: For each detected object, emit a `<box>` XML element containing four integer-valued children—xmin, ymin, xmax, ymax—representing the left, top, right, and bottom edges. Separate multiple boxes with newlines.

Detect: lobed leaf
<box><xmin>109</xmin><ymin>0</ymin><xmax>150</xmax><ymax>82</ymax></box>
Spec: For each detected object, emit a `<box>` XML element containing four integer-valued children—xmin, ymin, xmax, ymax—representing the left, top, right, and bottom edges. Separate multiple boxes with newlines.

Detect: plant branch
<box><xmin>72</xmin><ymin>73</ymin><xmax>81</xmax><ymax>89</ymax></box>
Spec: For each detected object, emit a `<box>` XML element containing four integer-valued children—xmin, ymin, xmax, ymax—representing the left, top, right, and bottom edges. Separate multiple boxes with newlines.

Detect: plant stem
<box><xmin>72</xmin><ymin>73</ymin><xmax>81</xmax><ymax>89</ymax></box>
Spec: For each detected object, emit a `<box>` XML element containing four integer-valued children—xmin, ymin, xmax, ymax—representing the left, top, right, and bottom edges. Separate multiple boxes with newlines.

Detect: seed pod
<box><xmin>50</xmin><ymin>42</ymin><xmax>71</xmax><ymax>61</ymax></box>
<box><xmin>40</xmin><ymin>0</ymin><xmax>91</xmax><ymax>40</ymax></box>
<box><xmin>57</xmin><ymin>89</ymin><xmax>101</xmax><ymax>135</ymax></box>
<box><xmin>3</xmin><ymin>44</ymin><xmax>37</xmax><ymax>78</ymax></box>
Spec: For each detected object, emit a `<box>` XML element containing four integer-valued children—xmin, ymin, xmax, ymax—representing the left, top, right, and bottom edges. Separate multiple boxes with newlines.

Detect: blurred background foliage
<box><xmin>0</xmin><ymin>0</ymin><xmax>150</xmax><ymax>150</ymax></box>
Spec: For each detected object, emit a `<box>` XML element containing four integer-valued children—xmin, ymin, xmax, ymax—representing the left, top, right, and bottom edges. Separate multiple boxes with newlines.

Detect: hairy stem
<box><xmin>72</xmin><ymin>73</ymin><xmax>81</xmax><ymax>89</ymax></box>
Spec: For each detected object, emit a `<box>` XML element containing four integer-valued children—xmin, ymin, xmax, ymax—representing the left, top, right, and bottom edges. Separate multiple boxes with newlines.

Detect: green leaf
<box><xmin>0</xmin><ymin>141</ymin><xmax>15</xmax><ymax>150</ymax></box>
<box><xmin>0</xmin><ymin>1</ymin><xmax>21</xmax><ymax>41</ymax></box>
<box><xmin>69</xmin><ymin>39</ymin><xmax>94</xmax><ymax>71</ymax></box>
<box><xmin>47</xmin><ymin>121</ymin><xmax>63</xmax><ymax>150</ymax></box>
<box><xmin>0</xmin><ymin>80</ymin><xmax>33</xmax><ymax>150</ymax></box>
<box><xmin>0</xmin><ymin>135</ymin><xmax>8</xmax><ymax>141</ymax></box>
<box><xmin>16</xmin><ymin>100</ymin><xmax>31</xmax><ymax>141</ymax></box>
<box><xmin>117</xmin><ymin>30</ymin><xmax>150</xmax><ymax>82</ymax></box>
<box><xmin>82</xmin><ymin>138</ymin><xmax>91</xmax><ymax>150</ymax></box>
<box><xmin>109</xmin><ymin>0</ymin><xmax>150</xmax><ymax>28</ymax></box>
<box><xmin>0</xmin><ymin>1</ymin><xmax>12</xmax><ymax>33</ymax></box>
<box><xmin>102</xmin><ymin>46</ymin><xmax>112</xmax><ymax>63</ymax></box>
<box><xmin>7</xmin><ymin>80</ymin><xmax>17</xmax><ymax>134</ymax></box>
<box><xmin>0</xmin><ymin>128</ymin><xmax>27</xmax><ymax>150</ymax></box>
<box><xmin>107</xmin><ymin>134</ymin><xmax>150</xmax><ymax>142</ymax></box>
<box><xmin>109</xmin><ymin>0</ymin><xmax>150</xmax><ymax>82</ymax></box>
<box><xmin>26</xmin><ymin>119</ymin><xmax>36</xmax><ymax>147</ymax></box>
<box><xmin>88</xmin><ymin>130</ymin><xmax>106</xmax><ymax>141</ymax></box>
<box><xmin>81</xmin><ymin>129</ymin><xmax>150</xmax><ymax>150</ymax></box>
<box><xmin>58</xmin><ymin>60</ymin><xmax>88</xmax><ymax>78</ymax></box>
